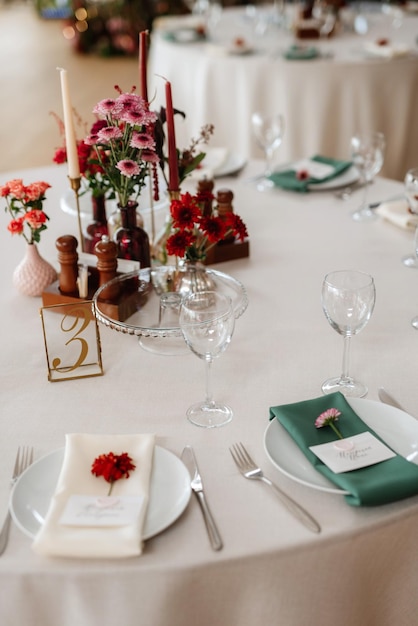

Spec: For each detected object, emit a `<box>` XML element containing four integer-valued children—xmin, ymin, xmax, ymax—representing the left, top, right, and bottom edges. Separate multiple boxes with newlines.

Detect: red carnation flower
<box><xmin>91</xmin><ymin>451</ymin><xmax>136</xmax><ymax>495</ymax></box>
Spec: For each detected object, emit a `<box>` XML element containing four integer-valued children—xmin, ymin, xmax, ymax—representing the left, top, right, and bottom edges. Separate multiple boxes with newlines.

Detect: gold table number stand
<box><xmin>40</xmin><ymin>301</ymin><xmax>104</xmax><ymax>382</ymax></box>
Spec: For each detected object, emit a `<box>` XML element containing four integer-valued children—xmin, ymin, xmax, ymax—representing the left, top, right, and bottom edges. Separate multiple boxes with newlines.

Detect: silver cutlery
<box><xmin>181</xmin><ymin>445</ymin><xmax>223</xmax><ymax>551</ymax></box>
<box><xmin>0</xmin><ymin>446</ymin><xmax>34</xmax><ymax>555</ymax></box>
<box><xmin>335</xmin><ymin>180</ymin><xmax>371</xmax><ymax>200</ymax></box>
<box><xmin>378</xmin><ymin>387</ymin><xmax>414</xmax><ymax>417</ymax></box>
<box><xmin>229</xmin><ymin>442</ymin><xmax>321</xmax><ymax>534</ymax></box>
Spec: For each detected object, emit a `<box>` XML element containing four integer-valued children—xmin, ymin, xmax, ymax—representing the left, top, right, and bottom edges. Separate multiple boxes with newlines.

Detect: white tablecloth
<box><xmin>1</xmin><ymin>161</ymin><xmax>418</xmax><ymax>625</ymax></box>
<box><xmin>148</xmin><ymin>6</ymin><xmax>418</xmax><ymax>181</ymax></box>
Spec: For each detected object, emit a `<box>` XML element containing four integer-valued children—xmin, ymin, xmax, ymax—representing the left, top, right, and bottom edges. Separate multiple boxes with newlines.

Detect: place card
<box><xmin>309</xmin><ymin>432</ymin><xmax>396</xmax><ymax>474</ymax></box>
<box><xmin>59</xmin><ymin>495</ymin><xmax>145</xmax><ymax>527</ymax></box>
<box><xmin>290</xmin><ymin>159</ymin><xmax>335</xmax><ymax>179</ymax></box>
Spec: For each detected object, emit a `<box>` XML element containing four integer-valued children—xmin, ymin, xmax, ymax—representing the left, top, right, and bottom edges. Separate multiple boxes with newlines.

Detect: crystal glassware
<box><xmin>321</xmin><ymin>270</ymin><xmax>376</xmax><ymax>398</ymax></box>
<box><xmin>251</xmin><ymin>112</ymin><xmax>284</xmax><ymax>191</ymax></box>
<box><xmin>402</xmin><ymin>167</ymin><xmax>418</xmax><ymax>269</ymax></box>
<box><xmin>179</xmin><ymin>291</ymin><xmax>235</xmax><ymax>428</ymax></box>
<box><xmin>351</xmin><ymin>131</ymin><xmax>385</xmax><ymax>222</ymax></box>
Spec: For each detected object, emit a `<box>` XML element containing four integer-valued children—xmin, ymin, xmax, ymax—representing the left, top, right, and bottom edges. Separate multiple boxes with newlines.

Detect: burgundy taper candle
<box><xmin>165</xmin><ymin>80</ymin><xmax>180</xmax><ymax>192</ymax></box>
<box><xmin>139</xmin><ymin>30</ymin><xmax>148</xmax><ymax>102</ymax></box>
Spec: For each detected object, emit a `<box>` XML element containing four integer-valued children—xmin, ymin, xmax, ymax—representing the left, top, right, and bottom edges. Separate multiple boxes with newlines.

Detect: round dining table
<box><xmin>148</xmin><ymin>4</ymin><xmax>418</xmax><ymax>181</ymax></box>
<box><xmin>1</xmin><ymin>159</ymin><xmax>418</xmax><ymax>625</ymax></box>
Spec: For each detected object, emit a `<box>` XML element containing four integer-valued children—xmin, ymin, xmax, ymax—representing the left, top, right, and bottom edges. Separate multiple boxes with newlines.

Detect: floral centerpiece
<box><xmin>165</xmin><ymin>191</ymin><xmax>248</xmax><ymax>263</ymax></box>
<box><xmin>1</xmin><ymin>178</ymin><xmax>57</xmax><ymax>296</ymax></box>
<box><xmin>1</xmin><ymin>179</ymin><xmax>51</xmax><ymax>244</ymax></box>
<box><xmin>84</xmin><ymin>86</ymin><xmax>159</xmax><ymax>207</ymax></box>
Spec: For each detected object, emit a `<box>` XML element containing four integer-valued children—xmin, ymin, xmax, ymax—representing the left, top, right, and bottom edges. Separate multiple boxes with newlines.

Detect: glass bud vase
<box><xmin>107</xmin><ymin>203</ymin><xmax>144</xmax><ymax>240</ymax></box>
<box><xmin>114</xmin><ymin>201</ymin><xmax>151</xmax><ymax>268</ymax></box>
<box><xmin>84</xmin><ymin>194</ymin><xmax>108</xmax><ymax>254</ymax></box>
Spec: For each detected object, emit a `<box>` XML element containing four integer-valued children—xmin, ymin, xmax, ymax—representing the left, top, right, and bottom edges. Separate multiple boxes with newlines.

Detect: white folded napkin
<box><xmin>32</xmin><ymin>433</ymin><xmax>155</xmax><ymax>558</ymax></box>
<box><xmin>375</xmin><ymin>198</ymin><xmax>418</xmax><ymax>230</ymax></box>
<box><xmin>364</xmin><ymin>42</ymin><xmax>410</xmax><ymax>59</ymax></box>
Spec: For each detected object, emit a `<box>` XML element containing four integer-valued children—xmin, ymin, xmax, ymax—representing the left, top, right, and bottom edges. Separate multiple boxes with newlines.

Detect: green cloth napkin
<box><xmin>284</xmin><ymin>45</ymin><xmax>319</xmax><ymax>60</ymax></box>
<box><xmin>268</xmin><ymin>155</ymin><xmax>352</xmax><ymax>192</ymax></box>
<box><xmin>269</xmin><ymin>392</ymin><xmax>418</xmax><ymax>506</ymax></box>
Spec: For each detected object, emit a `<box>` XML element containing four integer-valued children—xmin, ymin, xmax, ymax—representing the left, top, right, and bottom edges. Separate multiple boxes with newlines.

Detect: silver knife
<box><xmin>378</xmin><ymin>387</ymin><xmax>413</xmax><ymax>417</ymax></box>
<box><xmin>181</xmin><ymin>446</ymin><xmax>223</xmax><ymax>551</ymax></box>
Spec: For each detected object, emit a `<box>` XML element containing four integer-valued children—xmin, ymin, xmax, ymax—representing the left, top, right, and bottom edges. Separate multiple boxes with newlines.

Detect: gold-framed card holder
<box><xmin>40</xmin><ymin>301</ymin><xmax>104</xmax><ymax>382</ymax></box>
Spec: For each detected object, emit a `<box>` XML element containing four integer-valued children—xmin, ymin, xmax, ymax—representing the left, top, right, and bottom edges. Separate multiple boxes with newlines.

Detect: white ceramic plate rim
<box><xmin>263</xmin><ymin>397</ymin><xmax>418</xmax><ymax>494</ymax></box>
<box><xmin>9</xmin><ymin>445</ymin><xmax>191</xmax><ymax>540</ymax></box>
<box><xmin>214</xmin><ymin>152</ymin><xmax>247</xmax><ymax>178</ymax></box>
<box><xmin>307</xmin><ymin>165</ymin><xmax>359</xmax><ymax>191</ymax></box>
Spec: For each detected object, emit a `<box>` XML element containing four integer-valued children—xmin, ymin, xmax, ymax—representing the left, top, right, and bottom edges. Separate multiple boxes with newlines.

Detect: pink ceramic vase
<box><xmin>13</xmin><ymin>243</ymin><xmax>57</xmax><ymax>297</ymax></box>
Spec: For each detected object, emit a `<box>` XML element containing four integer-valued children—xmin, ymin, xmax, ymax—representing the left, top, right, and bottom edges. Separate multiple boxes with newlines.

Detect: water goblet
<box><xmin>351</xmin><ymin>131</ymin><xmax>385</xmax><ymax>222</ymax></box>
<box><xmin>179</xmin><ymin>291</ymin><xmax>235</xmax><ymax>428</ymax></box>
<box><xmin>402</xmin><ymin>167</ymin><xmax>418</xmax><ymax>269</ymax></box>
<box><xmin>251</xmin><ymin>112</ymin><xmax>285</xmax><ymax>191</ymax></box>
<box><xmin>321</xmin><ymin>270</ymin><xmax>376</xmax><ymax>398</ymax></box>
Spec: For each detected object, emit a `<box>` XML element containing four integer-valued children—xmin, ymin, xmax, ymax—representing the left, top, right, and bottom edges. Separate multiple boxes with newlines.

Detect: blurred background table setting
<box><xmin>148</xmin><ymin>1</ymin><xmax>418</xmax><ymax>181</ymax></box>
<box><xmin>2</xmin><ymin>2</ymin><xmax>418</xmax><ymax>625</ymax></box>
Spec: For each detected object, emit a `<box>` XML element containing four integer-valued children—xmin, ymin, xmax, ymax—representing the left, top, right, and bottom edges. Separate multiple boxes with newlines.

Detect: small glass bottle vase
<box><xmin>84</xmin><ymin>194</ymin><xmax>108</xmax><ymax>254</ymax></box>
<box><xmin>114</xmin><ymin>201</ymin><xmax>151</xmax><ymax>268</ymax></box>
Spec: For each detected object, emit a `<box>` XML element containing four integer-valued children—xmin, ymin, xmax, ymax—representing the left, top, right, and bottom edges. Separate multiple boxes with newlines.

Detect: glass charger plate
<box><xmin>93</xmin><ymin>266</ymin><xmax>248</xmax><ymax>339</ymax></box>
<box><xmin>263</xmin><ymin>398</ymin><xmax>418</xmax><ymax>494</ymax></box>
<box><xmin>10</xmin><ymin>445</ymin><xmax>191</xmax><ymax>540</ymax></box>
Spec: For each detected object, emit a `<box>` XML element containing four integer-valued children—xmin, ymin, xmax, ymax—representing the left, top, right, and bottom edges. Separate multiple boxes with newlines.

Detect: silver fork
<box><xmin>0</xmin><ymin>446</ymin><xmax>34</xmax><ymax>555</ymax></box>
<box><xmin>230</xmin><ymin>443</ymin><xmax>321</xmax><ymax>534</ymax></box>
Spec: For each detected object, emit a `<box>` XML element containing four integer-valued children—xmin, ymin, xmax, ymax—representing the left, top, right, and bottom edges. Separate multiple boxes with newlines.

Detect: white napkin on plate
<box><xmin>32</xmin><ymin>433</ymin><xmax>155</xmax><ymax>558</ymax></box>
<box><xmin>363</xmin><ymin>42</ymin><xmax>410</xmax><ymax>59</ymax></box>
<box><xmin>375</xmin><ymin>198</ymin><xmax>418</xmax><ymax>230</ymax></box>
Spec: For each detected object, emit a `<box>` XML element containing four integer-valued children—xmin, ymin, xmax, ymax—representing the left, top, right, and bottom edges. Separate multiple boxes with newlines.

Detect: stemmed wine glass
<box><xmin>312</xmin><ymin>0</ymin><xmax>337</xmax><ymax>37</ymax></box>
<box><xmin>179</xmin><ymin>291</ymin><xmax>235</xmax><ymax>428</ymax></box>
<box><xmin>251</xmin><ymin>112</ymin><xmax>285</xmax><ymax>191</ymax></box>
<box><xmin>351</xmin><ymin>131</ymin><xmax>385</xmax><ymax>222</ymax></box>
<box><xmin>321</xmin><ymin>270</ymin><xmax>376</xmax><ymax>398</ymax></box>
<box><xmin>402</xmin><ymin>167</ymin><xmax>418</xmax><ymax>269</ymax></box>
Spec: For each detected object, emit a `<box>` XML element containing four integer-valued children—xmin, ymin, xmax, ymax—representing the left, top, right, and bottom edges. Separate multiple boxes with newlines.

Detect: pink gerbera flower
<box><xmin>116</xmin><ymin>159</ymin><xmax>140</xmax><ymax>178</ymax></box>
<box><xmin>315</xmin><ymin>408</ymin><xmax>343</xmax><ymax>439</ymax></box>
<box><xmin>97</xmin><ymin>126</ymin><xmax>123</xmax><ymax>143</ymax></box>
<box><xmin>130</xmin><ymin>131</ymin><xmax>155</xmax><ymax>150</ymax></box>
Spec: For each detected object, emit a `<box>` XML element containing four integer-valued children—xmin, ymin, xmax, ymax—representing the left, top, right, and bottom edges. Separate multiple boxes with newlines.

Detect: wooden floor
<box><xmin>0</xmin><ymin>1</ymin><xmax>139</xmax><ymax>174</ymax></box>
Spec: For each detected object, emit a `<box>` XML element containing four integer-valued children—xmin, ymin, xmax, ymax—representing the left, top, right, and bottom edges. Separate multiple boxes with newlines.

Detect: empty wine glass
<box><xmin>402</xmin><ymin>167</ymin><xmax>418</xmax><ymax>269</ymax></box>
<box><xmin>251</xmin><ymin>112</ymin><xmax>284</xmax><ymax>191</ymax></box>
<box><xmin>351</xmin><ymin>131</ymin><xmax>385</xmax><ymax>222</ymax></box>
<box><xmin>179</xmin><ymin>291</ymin><xmax>235</xmax><ymax>428</ymax></box>
<box><xmin>322</xmin><ymin>270</ymin><xmax>376</xmax><ymax>398</ymax></box>
<box><xmin>312</xmin><ymin>0</ymin><xmax>337</xmax><ymax>37</ymax></box>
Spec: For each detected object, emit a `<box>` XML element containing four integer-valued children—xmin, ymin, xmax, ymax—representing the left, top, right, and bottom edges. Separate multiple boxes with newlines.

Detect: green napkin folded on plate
<box><xmin>269</xmin><ymin>392</ymin><xmax>418</xmax><ymax>506</ymax></box>
<box><xmin>284</xmin><ymin>45</ymin><xmax>319</xmax><ymax>60</ymax></box>
<box><xmin>268</xmin><ymin>155</ymin><xmax>352</xmax><ymax>192</ymax></box>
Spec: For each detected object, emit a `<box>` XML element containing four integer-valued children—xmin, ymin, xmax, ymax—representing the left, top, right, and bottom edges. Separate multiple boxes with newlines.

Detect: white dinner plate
<box><xmin>307</xmin><ymin>165</ymin><xmax>359</xmax><ymax>191</ymax></box>
<box><xmin>215</xmin><ymin>152</ymin><xmax>247</xmax><ymax>177</ymax></box>
<box><xmin>263</xmin><ymin>398</ymin><xmax>418</xmax><ymax>494</ymax></box>
<box><xmin>10</xmin><ymin>445</ymin><xmax>191</xmax><ymax>540</ymax></box>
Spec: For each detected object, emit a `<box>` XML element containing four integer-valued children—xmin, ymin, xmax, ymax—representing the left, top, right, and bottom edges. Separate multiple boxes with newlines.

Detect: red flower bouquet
<box><xmin>165</xmin><ymin>191</ymin><xmax>248</xmax><ymax>263</ymax></box>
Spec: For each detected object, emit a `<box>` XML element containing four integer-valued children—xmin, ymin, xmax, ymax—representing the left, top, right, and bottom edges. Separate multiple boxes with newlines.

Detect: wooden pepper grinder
<box><xmin>216</xmin><ymin>188</ymin><xmax>235</xmax><ymax>243</ymax></box>
<box><xmin>197</xmin><ymin>177</ymin><xmax>215</xmax><ymax>217</ymax></box>
<box><xmin>94</xmin><ymin>235</ymin><xmax>120</xmax><ymax>301</ymax></box>
<box><xmin>56</xmin><ymin>235</ymin><xmax>79</xmax><ymax>295</ymax></box>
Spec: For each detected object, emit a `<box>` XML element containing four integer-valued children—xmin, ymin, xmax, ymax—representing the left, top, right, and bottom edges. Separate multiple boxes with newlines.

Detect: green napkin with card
<box><xmin>268</xmin><ymin>155</ymin><xmax>352</xmax><ymax>192</ymax></box>
<box><xmin>269</xmin><ymin>392</ymin><xmax>418</xmax><ymax>506</ymax></box>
